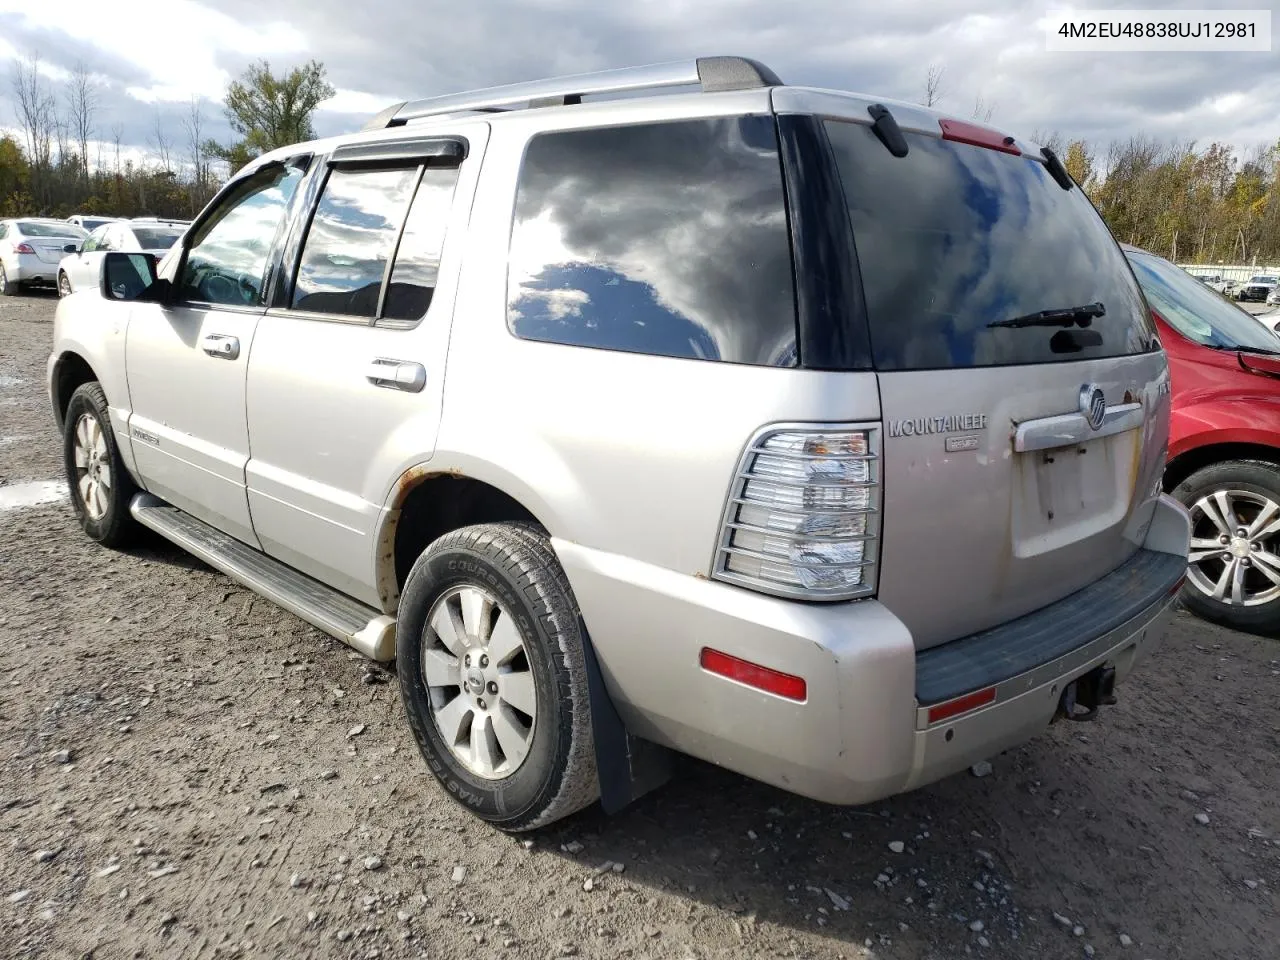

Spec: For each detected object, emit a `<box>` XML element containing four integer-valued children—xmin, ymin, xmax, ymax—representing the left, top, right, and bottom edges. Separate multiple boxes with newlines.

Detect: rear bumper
<box><xmin>557</xmin><ymin>494</ymin><xmax>1190</xmax><ymax>806</ymax></box>
<box><xmin>9</xmin><ymin>254</ymin><xmax>59</xmax><ymax>286</ymax></box>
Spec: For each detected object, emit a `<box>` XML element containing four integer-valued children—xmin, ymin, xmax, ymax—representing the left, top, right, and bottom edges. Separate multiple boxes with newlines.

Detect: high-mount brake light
<box><xmin>939</xmin><ymin>119</ymin><xmax>1021</xmax><ymax>156</ymax></box>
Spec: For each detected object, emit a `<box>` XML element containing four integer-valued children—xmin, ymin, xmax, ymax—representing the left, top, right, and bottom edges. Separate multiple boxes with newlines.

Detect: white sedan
<box><xmin>0</xmin><ymin>218</ymin><xmax>89</xmax><ymax>294</ymax></box>
<box><xmin>57</xmin><ymin>219</ymin><xmax>188</xmax><ymax>296</ymax></box>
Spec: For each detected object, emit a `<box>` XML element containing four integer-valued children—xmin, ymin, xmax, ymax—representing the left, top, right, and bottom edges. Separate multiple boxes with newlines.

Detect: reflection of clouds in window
<box><xmin>383</xmin><ymin>167</ymin><xmax>458</xmax><ymax>322</ymax></box>
<box><xmin>181</xmin><ymin>166</ymin><xmax>304</xmax><ymax>304</ymax></box>
<box><xmin>827</xmin><ymin>121</ymin><xmax>1152</xmax><ymax>370</ymax></box>
<box><xmin>293</xmin><ymin>167</ymin><xmax>416</xmax><ymax>317</ymax></box>
<box><xmin>507</xmin><ymin>116</ymin><xmax>796</xmax><ymax>366</ymax></box>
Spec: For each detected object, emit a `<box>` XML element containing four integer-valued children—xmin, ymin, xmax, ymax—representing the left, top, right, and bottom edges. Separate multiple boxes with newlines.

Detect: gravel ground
<box><xmin>2</xmin><ymin>292</ymin><xmax>1278</xmax><ymax>960</ymax></box>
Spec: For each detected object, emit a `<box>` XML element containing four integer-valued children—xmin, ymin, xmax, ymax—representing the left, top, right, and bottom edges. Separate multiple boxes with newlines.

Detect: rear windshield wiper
<box><xmin>988</xmin><ymin>302</ymin><xmax>1106</xmax><ymax>329</ymax></box>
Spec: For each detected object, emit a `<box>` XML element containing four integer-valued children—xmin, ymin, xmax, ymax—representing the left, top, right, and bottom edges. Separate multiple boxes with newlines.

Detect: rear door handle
<box><xmin>366</xmin><ymin>358</ymin><xmax>426</xmax><ymax>393</ymax></box>
<box><xmin>201</xmin><ymin>334</ymin><xmax>240</xmax><ymax>360</ymax></box>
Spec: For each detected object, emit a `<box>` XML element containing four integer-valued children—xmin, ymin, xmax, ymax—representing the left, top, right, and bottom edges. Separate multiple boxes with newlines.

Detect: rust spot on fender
<box><xmin>378</xmin><ymin>466</ymin><xmax>471</xmax><ymax>613</ymax></box>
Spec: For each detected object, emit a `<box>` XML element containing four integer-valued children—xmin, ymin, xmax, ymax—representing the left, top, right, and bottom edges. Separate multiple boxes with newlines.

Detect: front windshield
<box><xmin>18</xmin><ymin>221</ymin><xmax>88</xmax><ymax>239</ymax></box>
<box><xmin>1128</xmin><ymin>252</ymin><xmax>1280</xmax><ymax>353</ymax></box>
<box><xmin>1250</xmin><ymin>276</ymin><xmax>1278</xmax><ymax>284</ymax></box>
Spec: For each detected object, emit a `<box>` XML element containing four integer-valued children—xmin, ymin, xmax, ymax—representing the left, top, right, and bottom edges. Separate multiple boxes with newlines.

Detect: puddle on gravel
<box><xmin>0</xmin><ymin>480</ymin><xmax>67</xmax><ymax>511</ymax></box>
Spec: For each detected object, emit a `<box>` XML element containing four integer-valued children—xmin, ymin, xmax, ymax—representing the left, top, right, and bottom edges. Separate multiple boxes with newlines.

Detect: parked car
<box><xmin>1193</xmin><ymin>273</ymin><xmax>1232</xmax><ymax>296</ymax></box>
<box><xmin>67</xmin><ymin>214</ymin><xmax>122</xmax><ymax>233</ymax></box>
<box><xmin>47</xmin><ymin>56</ymin><xmax>1189</xmax><ymax>831</ymax></box>
<box><xmin>58</xmin><ymin>219</ymin><xmax>189</xmax><ymax>296</ymax></box>
<box><xmin>1237</xmin><ymin>275</ymin><xmax>1279</xmax><ymax>302</ymax></box>
<box><xmin>1126</xmin><ymin>246</ymin><xmax>1280</xmax><ymax>632</ymax></box>
<box><xmin>0</xmin><ymin>218</ymin><xmax>88</xmax><ymax>295</ymax></box>
<box><xmin>1268</xmin><ymin>287</ymin><xmax>1279</xmax><ymax>307</ymax></box>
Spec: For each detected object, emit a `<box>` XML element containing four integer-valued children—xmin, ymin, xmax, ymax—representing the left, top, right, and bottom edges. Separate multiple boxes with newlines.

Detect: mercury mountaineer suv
<box><xmin>48</xmin><ymin>57</ymin><xmax>1191</xmax><ymax>831</ymax></box>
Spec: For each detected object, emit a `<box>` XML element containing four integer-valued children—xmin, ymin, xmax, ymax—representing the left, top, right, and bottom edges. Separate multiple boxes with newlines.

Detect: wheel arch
<box><xmin>375</xmin><ymin>467</ymin><xmax>549</xmax><ymax>614</ymax></box>
<box><xmin>377</xmin><ymin>465</ymin><xmax>673</xmax><ymax>816</ymax></box>
<box><xmin>1164</xmin><ymin>439</ymin><xmax>1280</xmax><ymax>493</ymax></box>
<box><xmin>50</xmin><ymin>350</ymin><xmax>100</xmax><ymax>433</ymax></box>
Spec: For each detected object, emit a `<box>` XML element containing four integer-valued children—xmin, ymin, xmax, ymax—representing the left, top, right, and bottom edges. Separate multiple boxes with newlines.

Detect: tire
<box><xmin>1171</xmin><ymin>459</ymin><xmax>1280</xmax><ymax>633</ymax></box>
<box><xmin>62</xmin><ymin>382</ymin><xmax>139</xmax><ymax>548</ymax></box>
<box><xmin>58</xmin><ymin>271</ymin><xmax>73</xmax><ymax>298</ymax></box>
<box><xmin>396</xmin><ymin>522</ymin><xmax>599</xmax><ymax>831</ymax></box>
<box><xmin>0</xmin><ymin>262</ymin><xmax>17</xmax><ymax>296</ymax></box>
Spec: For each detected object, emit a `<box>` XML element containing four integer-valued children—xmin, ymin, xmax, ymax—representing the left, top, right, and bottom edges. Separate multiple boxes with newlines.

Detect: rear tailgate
<box><xmin>823</xmin><ymin>119</ymin><xmax>1169</xmax><ymax>649</ymax></box>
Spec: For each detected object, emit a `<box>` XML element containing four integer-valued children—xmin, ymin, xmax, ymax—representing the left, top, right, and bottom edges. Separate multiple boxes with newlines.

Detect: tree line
<box><xmin>3</xmin><ymin>55</ymin><xmax>1278</xmax><ymax>266</ymax></box>
<box><xmin>0</xmin><ymin>56</ymin><xmax>333</xmax><ymax>222</ymax></box>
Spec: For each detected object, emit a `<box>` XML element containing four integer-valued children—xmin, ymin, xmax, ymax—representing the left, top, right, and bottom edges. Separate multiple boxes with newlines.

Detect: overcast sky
<box><xmin>0</xmin><ymin>0</ymin><xmax>1276</xmax><ymax>173</ymax></box>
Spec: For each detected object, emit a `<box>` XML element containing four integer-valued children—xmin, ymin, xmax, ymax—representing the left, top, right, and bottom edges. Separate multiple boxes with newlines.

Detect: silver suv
<box><xmin>48</xmin><ymin>57</ymin><xmax>1190</xmax><ymax>831</ymax></box>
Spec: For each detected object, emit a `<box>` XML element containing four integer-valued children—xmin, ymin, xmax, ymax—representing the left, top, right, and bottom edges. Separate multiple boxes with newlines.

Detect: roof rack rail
<box><xmin>362</xmin><ymin>56</ymin><xmax>782</xmax><ymax>131</ymax></box>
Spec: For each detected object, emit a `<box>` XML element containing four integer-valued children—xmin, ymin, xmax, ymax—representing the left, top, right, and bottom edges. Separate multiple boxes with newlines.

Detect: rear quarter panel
<box><xmin>421</xmin><ymin>96</ymin><xmax>884</xmax><ymax>579</ymax></box>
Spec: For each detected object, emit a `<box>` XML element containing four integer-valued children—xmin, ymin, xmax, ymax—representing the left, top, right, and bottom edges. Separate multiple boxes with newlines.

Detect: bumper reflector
<box><xmin>926</xmin><ymin>686</ymin><xmax>997</xmax><ymax>725</ymax></box>
<box><xmin>699</xmin><ymin>648</ymin><xmax>807</xmax><ymax>702</ymax></box>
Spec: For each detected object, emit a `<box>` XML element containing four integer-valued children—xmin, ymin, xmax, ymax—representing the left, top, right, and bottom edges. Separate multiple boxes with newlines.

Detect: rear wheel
<box><xmin>1172</xmin><ymin>460</ymin><xmax>1280</xmax><ymax>633</ymax></box>
<box><xmin>396</xmin><ymin>522</ymin><xmax>599</xmax><ymax>831</ymax></box>
<box><xmin>0</xmin><ymin>262</ymin><xmax>17</xmax><ymax>296</ymax></box>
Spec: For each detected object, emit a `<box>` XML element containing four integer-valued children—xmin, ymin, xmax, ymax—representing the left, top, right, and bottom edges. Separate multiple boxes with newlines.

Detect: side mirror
<box><xmin>100</xmin><ymin>252</ymin><xmax>159</xmax><ymax>302</ymax></box>
<box><xmin>63</xmin><ymin>243</ymin><xmax>80</xmax><ymax>254</ymax></box>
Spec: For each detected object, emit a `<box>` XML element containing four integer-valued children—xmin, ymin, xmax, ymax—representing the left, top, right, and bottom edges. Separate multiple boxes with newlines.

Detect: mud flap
<box><xmin>581</xmin><ymin>630</ymin><xmax>672</xmax><ymax>814</ymax></box>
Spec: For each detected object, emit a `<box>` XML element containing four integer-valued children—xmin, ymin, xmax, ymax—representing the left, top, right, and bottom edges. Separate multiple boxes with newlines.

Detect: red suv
<box><xmin>1125</xmin><ymin>245</ymin><xmax>1280</xmax><ymax>632</ymax></box>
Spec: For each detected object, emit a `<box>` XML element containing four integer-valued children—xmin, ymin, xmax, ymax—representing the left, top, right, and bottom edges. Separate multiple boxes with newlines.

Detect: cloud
<box><xmin>0</xmin><ymin>0</ymin><xmax>1274</xmax><ymax>166</ymax></box>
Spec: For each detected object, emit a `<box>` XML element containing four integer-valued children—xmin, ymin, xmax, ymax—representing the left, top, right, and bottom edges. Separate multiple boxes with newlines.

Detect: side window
<box><xmin>179</xmin><ymin>161</ymin><xmax>306</xmax><ymax>307</ymax></box>
<box><xmin>291</xmin><ymin>167</ymin><xmax>417</xmax><ymax>318</ymax></box>
<box><xmin>291</xmin><ymin>162</ymin><xmax>458</xmax><ymax>324</ymax></box>
<box><xmin>82</xmin><ymin>227</ymin><xmax>103</xmax><ymax>253</ymax></box>
<box><xmin>506</xmin><ymin>117</ymin><xmax>798</xmax><ymax>366</ymax></box>
<box><xmin>0</xmin><ymin>224</ymin><xmax>7</xmax><ymax>240</ymax></box>
<box><xmin>381</xmin><ymin>168</ymin><xmax>458</xmax><ymax>323</ymax></box>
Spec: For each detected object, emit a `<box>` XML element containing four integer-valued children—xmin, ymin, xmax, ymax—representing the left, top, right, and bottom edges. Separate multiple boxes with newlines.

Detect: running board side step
<box><xmin>130</xmin><ymin>493</ymin><xmax>396</xmax><ymax>661</ymax></box>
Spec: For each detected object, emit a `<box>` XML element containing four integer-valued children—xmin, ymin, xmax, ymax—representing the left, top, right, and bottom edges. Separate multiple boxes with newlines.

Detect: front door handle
<box><xmin>201</xmin><ymin>334</ymin><xmax>240</xmax><ymax>360</ymax></box>
<box><xmin>366</xmin><ymin>358</ymin><xmax>426</xmax><ymax>393</ymax></box>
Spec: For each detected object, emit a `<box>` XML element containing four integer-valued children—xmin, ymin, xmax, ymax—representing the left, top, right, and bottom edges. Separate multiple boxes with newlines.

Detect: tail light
<box><xmin>713</xmin><ymin>424</ymin><xmax>881</xmax><ymax>601</ymax></box>
<box><xmin>14</xmin><ymin>243</ymin><xmax>35</xmax><ymax>255</ymax></box>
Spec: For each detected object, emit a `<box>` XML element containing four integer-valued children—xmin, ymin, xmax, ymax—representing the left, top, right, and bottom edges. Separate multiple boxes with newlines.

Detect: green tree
<box><xmin>1063</xmin><ymin>140</ymin><xmax>1095</xmax><ymax>190</ymax></box>
<box><xmin>0</xmin><ymin>135</ymin><xmax>31</xmax><ymax>216</ymax></box>
<box><xmin>209</xmin><ymin>60</ymin><xmax>335</xmax><ymax>173</ymax></box>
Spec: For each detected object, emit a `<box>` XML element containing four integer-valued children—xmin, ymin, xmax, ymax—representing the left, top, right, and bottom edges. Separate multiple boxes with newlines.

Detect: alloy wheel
<box><xmin>421</xmin><ymin>584</ymin><xmax>538</xmax><ymax>779</ymax></box>
<box><xmin>72</xmin><ymin>413</ymin><xmax>112</xmax><ymax>521</ymax></box>
<box><xmin>58</xmin><ymin>273</ymin><xmax>72</xmax><ymax>297</ymax></box>
<box><xmin>1187</xmin><ymin>488</ymin><xmax>1280</xmax><ymax>607</ymax></box>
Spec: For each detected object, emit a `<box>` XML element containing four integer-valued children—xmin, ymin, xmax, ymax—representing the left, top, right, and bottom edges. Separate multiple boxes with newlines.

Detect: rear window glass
<box><xmin>825</xmin><ymin>120</ymin><xmax>1156</xmax><ymax>370</ymax></box>
<box><xmin>133</xmin><ymin>228</ymin><xmax>183</xmax><ymax>250</ymax></box>
<box><xmin>507</xmin><ymin>116</ymin><xmax>797</xmax><ymax>367</ymax></box>
<box><xmin>18</xmin><ymin>221</ymin><xmax>87</xmax><ymax>239</ymax></box>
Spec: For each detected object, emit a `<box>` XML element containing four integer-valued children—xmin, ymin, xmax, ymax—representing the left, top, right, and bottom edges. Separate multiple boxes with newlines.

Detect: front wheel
<box><xmin>1172</xmin><ymin>459</ymin><xmax>1280</xmax><ymax>633</ymax></box>
<box><xmin>62</xmin><ymin>382</ymin><xmax>139</xmax><ymax>547</ymax></box>
<box><xmin>396</xmin><ymin>522</ymin><xmax>599</xmax><ymax>831</ymax></box>
<box><xmin>58</xmin><ymin>271</ymin><xmax>73</xmax><ymax>298</ymax></box>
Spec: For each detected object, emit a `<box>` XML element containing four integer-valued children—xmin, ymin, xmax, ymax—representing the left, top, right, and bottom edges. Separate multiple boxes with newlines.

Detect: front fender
<box><xmin>49</xmin><ymin>296</ymin><xmax>133</xmax><ymax>466</ymax></box>
<box><xmin>1170</xmin><ymin>397</ymin><xmax>1280</xmax><ymax>461</ymax></box>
